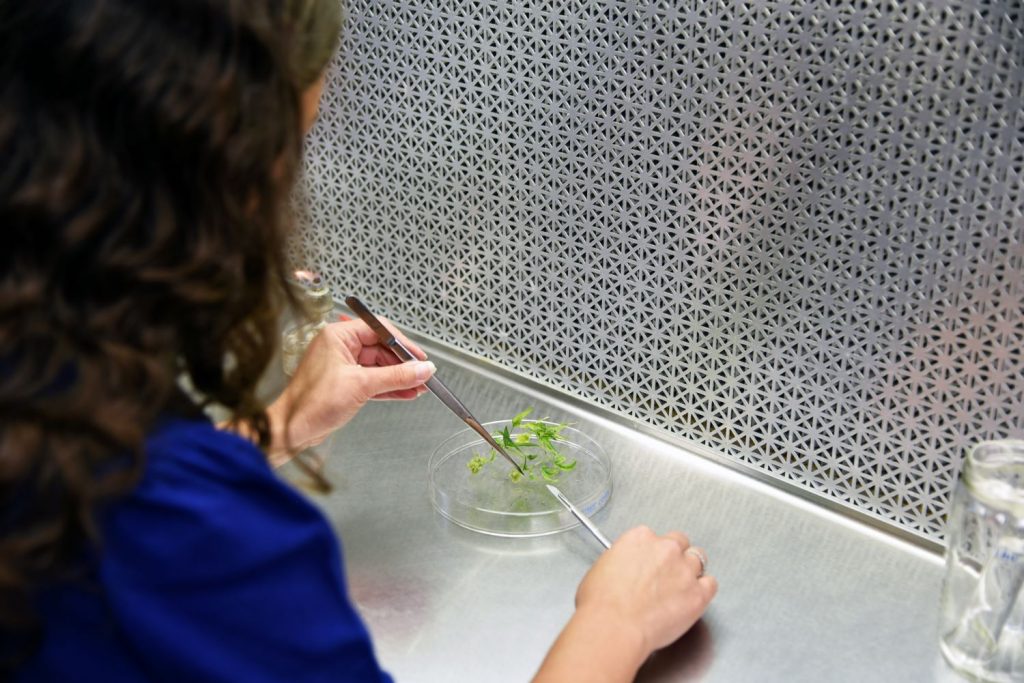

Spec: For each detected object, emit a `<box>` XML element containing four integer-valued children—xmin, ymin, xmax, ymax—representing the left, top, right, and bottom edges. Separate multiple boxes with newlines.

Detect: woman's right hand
<box><xmin>533</xmin><ymin>526</ymin><xmax>717</xmax><ymax>683</ymax></box>
<box><xmin>264</xmin><ymin>317</ymin><xmax>434</xmax><ymax>465</ymax></box>
<box><xmin>577</xmin><ymin>526</ymin><xmax>716</xmax><ymax>652</ymax></box>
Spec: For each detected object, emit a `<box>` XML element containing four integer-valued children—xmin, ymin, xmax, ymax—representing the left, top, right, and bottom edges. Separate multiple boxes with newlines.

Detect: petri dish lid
<box><xmin>428</xmin><ymin>420</ymin><xmax>612</xmax><ymax>538</ymax></box>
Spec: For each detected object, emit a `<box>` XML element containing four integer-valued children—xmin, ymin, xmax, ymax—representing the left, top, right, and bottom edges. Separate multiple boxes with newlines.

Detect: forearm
<box><xmin>533</xmin><ymin>606</ymin><xmax>648</xmax><ymax>683</ymax></box>
<box><xmin>263</xmin><ymin>397</ymin><xmax>300</xmax><ymax>466</ymax></box>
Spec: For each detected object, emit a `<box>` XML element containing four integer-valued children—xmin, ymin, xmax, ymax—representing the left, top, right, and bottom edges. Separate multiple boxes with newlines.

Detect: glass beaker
<box><xmin>940</xmin><ymin>440</ymin><xmax>1024</xmax><ymax>682</ymax></box>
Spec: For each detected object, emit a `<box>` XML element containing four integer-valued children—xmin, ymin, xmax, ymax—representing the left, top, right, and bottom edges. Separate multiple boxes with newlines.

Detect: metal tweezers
<box><xmin>345</xmin><ymin>296</ymin><xmax>526</xmax><ymax>476</ymax></box>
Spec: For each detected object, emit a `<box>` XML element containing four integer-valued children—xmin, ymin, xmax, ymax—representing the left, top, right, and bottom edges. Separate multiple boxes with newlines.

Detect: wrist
<box><xmin>534</xmin><ymin>604</ymin><xmax>648</xmax><ymax>683</ymax></box>
<box><xmin>572</xmin><ymin>603</ymin><xmax>649</xmax><ymax>669</ymax></box>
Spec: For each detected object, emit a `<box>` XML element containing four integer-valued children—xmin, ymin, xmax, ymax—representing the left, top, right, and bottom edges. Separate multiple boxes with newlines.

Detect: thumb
<box><xmin>360</xmin><ymin>360</ymin><xmax>435</xmax><ymax>396</ymax></box>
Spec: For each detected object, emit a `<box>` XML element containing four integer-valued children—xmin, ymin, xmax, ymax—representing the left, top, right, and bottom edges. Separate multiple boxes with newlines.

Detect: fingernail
<box><xmin>416</xmin><ymin>361</ymin><xmax>436</xmax><ymax>381</ymax></box>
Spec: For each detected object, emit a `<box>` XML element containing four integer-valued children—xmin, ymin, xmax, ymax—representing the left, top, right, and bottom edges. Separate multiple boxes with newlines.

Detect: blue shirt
<box><xmin>17</xmin><ymin>418</ymin><xmax>392</xmax><ymax>682</ymax></box>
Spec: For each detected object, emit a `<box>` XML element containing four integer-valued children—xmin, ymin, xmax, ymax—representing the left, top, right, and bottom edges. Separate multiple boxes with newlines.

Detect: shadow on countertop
<box><xmin>637</xmin><ymin>619</ymin><xmax>715</xmax><ymax>682</ymax></box>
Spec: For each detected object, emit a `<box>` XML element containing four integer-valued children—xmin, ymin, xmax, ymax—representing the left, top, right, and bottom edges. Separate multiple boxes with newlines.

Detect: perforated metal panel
<box><xmin>294</xmin><ymin>0</ymin><xmax>1024</xmax><ymax>542</ymax></box>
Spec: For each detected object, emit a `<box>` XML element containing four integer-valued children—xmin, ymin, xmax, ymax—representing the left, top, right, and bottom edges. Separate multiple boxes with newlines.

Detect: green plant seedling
<box><xmin>465</xmin><ymin>407</ymin><xmax>577</xmax><ymax>483</ymax></box>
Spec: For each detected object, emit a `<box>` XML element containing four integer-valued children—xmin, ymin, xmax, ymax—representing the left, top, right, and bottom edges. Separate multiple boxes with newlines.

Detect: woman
<box><xmin>0</xmin><ymin>1</ymin><xmax>717</xmax><ymax>681</ymax></box>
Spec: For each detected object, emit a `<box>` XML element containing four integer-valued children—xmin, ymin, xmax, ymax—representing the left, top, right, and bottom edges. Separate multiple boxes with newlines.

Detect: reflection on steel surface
<box><xmin>294</xmin><ymin>0</ymin><xmax>1024</xmax><ymax>542</ymax></box>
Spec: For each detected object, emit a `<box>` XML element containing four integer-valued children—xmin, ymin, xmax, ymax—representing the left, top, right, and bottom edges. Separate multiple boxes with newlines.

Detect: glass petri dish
<box><xmin>428</xmin><ymin>420</ymin><xmax>612</xmax><ymax>537</ymax></box>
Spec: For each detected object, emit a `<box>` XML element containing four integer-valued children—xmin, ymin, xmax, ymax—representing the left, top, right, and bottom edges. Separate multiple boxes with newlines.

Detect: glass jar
<box><xmin>940</xmin><ymin>440</ymin><xmax>1024</xmax><ymax>682</ymax></box>
<box><xmin>281</xmin><ymin>270</ymin><xmax>335</xmax><ymax>376</ymax></box>
<box><xmin>277</xmin><ymin>270</ymin><xmax>336</xmax><ymax>493</ymax></box>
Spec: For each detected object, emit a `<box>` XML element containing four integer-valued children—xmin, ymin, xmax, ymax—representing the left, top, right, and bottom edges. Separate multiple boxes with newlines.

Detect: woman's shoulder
<box><xmin>103</xmin><ymin>416</ymin><xmax>325</xmax><ymax>565</ymax></box>
<box><xmin>81</xmin><ymin>419</ymin><xmax>392</xmax><ymax>682</ymax></box>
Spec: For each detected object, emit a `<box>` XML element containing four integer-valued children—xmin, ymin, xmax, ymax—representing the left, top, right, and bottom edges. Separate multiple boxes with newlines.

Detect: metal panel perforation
<box><xmin>293</xmin><ymin>0</ymin><xmax>1024</xmax><ymax>542</ymax></box>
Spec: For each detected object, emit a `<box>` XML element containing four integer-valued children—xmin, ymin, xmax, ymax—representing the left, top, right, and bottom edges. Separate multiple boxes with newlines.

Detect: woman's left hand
<box><xmin>265</xmin><ymin>317</ymin><xmax>435</xmax><ymax>465</ymax></box>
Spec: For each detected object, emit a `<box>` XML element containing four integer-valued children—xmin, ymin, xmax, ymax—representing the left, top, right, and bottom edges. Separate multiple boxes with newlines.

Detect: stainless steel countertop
<box><xmin>276</xmin><ymin>340</ymin><xmax>964</xmax><ymax>682</ymax></box>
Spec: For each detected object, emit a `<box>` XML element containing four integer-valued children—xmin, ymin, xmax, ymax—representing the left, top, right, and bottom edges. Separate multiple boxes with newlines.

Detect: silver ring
<box><xmin>685</xmin><ymin>547</ymin><xmax>707</xmax><ymax>577</ymax></box>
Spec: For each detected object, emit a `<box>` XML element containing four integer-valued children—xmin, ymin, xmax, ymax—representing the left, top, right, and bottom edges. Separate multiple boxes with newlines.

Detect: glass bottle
<box><xmin>940</xmin><ymin>440</ymin><xmax>1024</xmax><ymax>682</ymax></box>
<box><xmin>281</xmin><ymin>270</ymin><xmax>335</xmax><ymax>376</ymax></box>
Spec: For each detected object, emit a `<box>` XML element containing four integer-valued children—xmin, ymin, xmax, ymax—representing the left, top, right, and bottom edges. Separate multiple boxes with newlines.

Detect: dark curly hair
<box><xmin>0</xmin><ymin>0</ymin><xmax>340</xmax><ymax>665</ymax></box>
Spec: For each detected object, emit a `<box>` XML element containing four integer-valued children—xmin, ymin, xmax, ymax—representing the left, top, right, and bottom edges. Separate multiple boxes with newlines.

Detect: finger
<box><xmin>663</xmin><ymin>531</ymin><xmax>690</xmax><ymax>551</ymax></box>
<box><xmin>372</xmin><ymin>387</ymin><xmax>422</xmax><ymax>400</ymax></box>
<box><xmin>359</xmin><ymin>360</ymin><xmax>435</xmax><ymax>397</ymax></box>
<box><xmin>683</xmin><ymin>546</ymin><xmax>708</xmax><ymax>578</ymax></box>
<box><xmin>385</xmin><ymin>319</ymin><xmax>428</xmax><ymax>360</ymax></box>
<box><xmin>612</xmin><ymin>525</ymin><xmax>653</xmax><ymax>548</ymax></box>
<box><xmin>339</xmin><ymin>318</ymin><xmax>389</xmax><ymax>350</ymax></box>
<box><xmin>697</xmin><ymin>575</ymin><xmax>719</xmax><ymax>602</ymax></box>
<box><xmin>338</xmin><ymin>314</ymin><xmax>352</xmax><ymax>322</ymax></box>
<box><xmin>346</xmin><ymin>316</ymin><xmax>428</xmax><ymax>361</ymax></box>
<box><xmin>356</xmin><ymin>345</ymin><xmax>403</xmax><ymax>368</ymax></box>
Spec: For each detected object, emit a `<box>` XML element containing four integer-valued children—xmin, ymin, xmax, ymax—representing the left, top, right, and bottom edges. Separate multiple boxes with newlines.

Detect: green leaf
<box><xmin>511</xmin><ymin>407</ymin><xmax>533</xmax><ymax>428</ymax></box>
<box><xmin>480</xmin><ymin>408</ymin><xmax>580</xmax><ymax>486</ymax></box>
<box><xmin>538</xmin><ymin>438</ymin><xmax>559</xmax><ymax>457</ymax></box>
